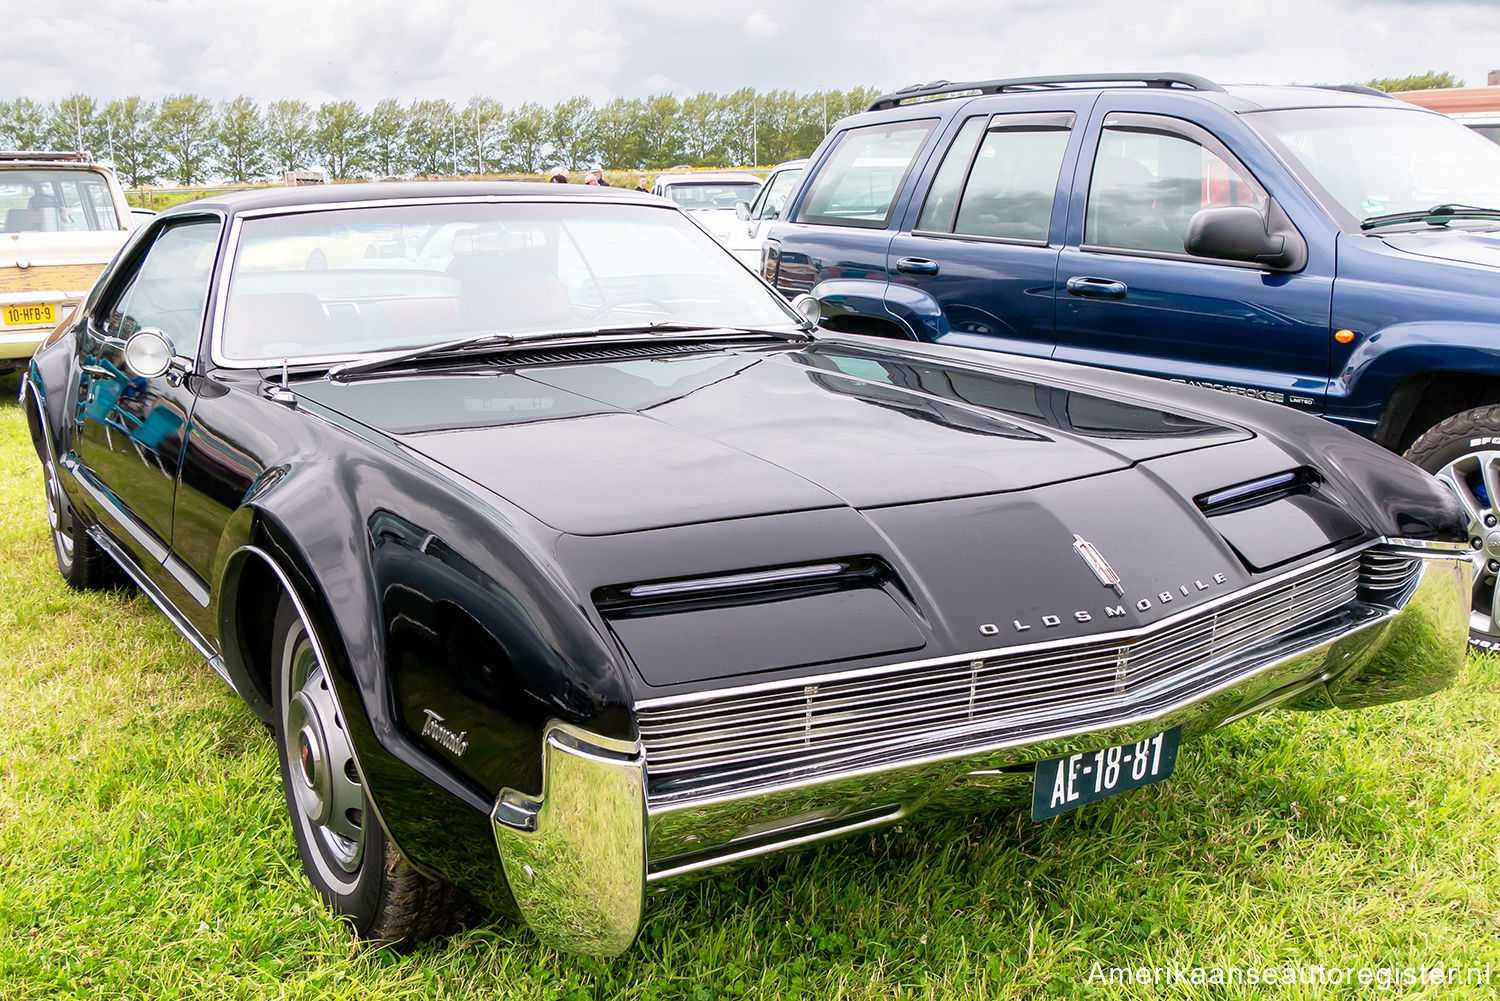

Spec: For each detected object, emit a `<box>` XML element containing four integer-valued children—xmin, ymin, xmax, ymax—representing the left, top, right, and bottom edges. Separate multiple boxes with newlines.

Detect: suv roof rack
<box><xmin>0</xmin><ymin>149</ymin><xmax>94</xmax><ymax>163</ymax></box>
<box><xmin>867</xmin><ymin>73</ymin><xmax>1226</xmax><ymax>111</ymax></box>
<box><xmin>1309</xmin><ymin>84</ymin><xmax>1398</xmax><ymax>100</ymax></box>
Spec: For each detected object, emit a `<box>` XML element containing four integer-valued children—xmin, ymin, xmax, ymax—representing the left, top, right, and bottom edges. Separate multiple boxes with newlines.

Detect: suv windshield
<box><xmin>1251</xmin><ymin>107</ymin><xmax>1500</xmax><ymax>224</ymax></box>
<box><xmin>0</xmin><ymin>167</ymin><xmax>121</xmax><ymax>232</ymax></box>
<box><xmin>220</xmin><ymin>200</ymin><xmax>797</xmax><ymax>362</ymax></box>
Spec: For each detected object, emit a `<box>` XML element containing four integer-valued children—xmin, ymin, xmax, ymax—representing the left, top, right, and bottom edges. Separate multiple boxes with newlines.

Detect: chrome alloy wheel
<box><xmin>279</xmin><ymin>621</ymin><xmax>366</xmax><ymax>889</ymax></box>
<box><xmin>1434</xmin><ymin>448</ymin><xmax>1500</xmax><ymax>645</ymax></box>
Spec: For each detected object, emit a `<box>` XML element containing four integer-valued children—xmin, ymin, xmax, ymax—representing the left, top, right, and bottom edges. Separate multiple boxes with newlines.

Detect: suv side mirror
<box><xmin>1184</xmin><ymin>202</ymin><xmax>1306</xmax><ymax>271</ymax></box>
<box><xmin>735</xmin><ymin>201</ymin><xmax>751</xmax><ymax>221</ymax></box>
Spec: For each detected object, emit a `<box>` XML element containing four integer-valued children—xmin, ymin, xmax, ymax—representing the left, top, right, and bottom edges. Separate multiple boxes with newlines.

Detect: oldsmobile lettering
<box><xmin>983</xmin><ymin>572</ymin><xmax>1230</xmax><ymax>635</ymax></box>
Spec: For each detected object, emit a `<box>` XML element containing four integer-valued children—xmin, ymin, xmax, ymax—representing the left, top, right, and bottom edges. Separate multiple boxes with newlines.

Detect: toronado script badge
<box><xmin>420</xmin><ymin>708</ymin><xmax>470</xmax><ymax>757</ymax></box>
<box><xmin>1072</xmin><ymin>534</ymin><xmax>1124</xmax><ymax>595</ymax></box>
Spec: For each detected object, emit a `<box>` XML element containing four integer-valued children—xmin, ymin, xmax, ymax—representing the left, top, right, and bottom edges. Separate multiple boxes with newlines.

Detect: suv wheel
<box><xmin>1404</xmin><ymin>403</ymin><xmax>1500</xmax><ymax>650</ymax></box>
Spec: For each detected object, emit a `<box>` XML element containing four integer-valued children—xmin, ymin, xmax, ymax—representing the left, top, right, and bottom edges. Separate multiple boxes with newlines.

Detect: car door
<box><xmin>1054</xmin><ymin>107</ymin><xmax>1333</xmax><ymax>412</ymax></box>
<box><xmin>70</xmin><ymin>215</ymin><xmax>222</xmax><ymax>594</ymax></box>
<box><xmin>886</xmin><ymin>103</ymin><xmax>1088</xmax><ymax>358</ymax></box>
<box><xmin>745</xmin><ymin>165</ymin><xmax>802</xmax><ymax>241</ymax></box>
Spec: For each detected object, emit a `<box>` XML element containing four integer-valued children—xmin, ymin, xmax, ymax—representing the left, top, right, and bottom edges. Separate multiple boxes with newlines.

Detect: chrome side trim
<box><xmin>63</xmin><ymin>456</ymin><xmax>170</xmax><ymax>563</ymax></box>
<box><xmin>85</xmin><ymin>525</ymin><xmax>231</xmax><ymax>690</ymax></box>
<box><xmin>490</xmin><ymin>721</ymin><xmax>647</xmax><ymax>958</ymax></box>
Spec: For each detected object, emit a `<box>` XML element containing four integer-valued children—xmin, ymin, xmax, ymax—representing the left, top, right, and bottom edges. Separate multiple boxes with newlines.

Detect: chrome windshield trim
<box><xmin>634</xmin><ymin>538</ymin><xmax>1410</xmax><ymax>711</ymax></box>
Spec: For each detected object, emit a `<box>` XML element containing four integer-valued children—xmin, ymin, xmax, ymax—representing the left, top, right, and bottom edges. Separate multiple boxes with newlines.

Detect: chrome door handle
<box><xmin>1065</xmin><ymin>276</ymin><xmax>1128</xmax><ymax>298</ymax></box>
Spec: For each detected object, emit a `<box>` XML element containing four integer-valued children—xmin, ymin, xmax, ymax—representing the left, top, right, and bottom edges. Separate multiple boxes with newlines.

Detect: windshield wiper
<box><xmin>1360</xmin><ymin>203</ymin><xmax>1500</xmax><ymax>230</ymax></box>
<box><xmin>327</xmin><ymin>321</ymin><xmax>812</xmax><ymax>381</ymax></box>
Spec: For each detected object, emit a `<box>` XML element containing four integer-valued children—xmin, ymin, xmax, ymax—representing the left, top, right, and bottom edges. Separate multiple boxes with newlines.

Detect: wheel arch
<box><xmin>1375</xmin><ymin>369</ymin><xmax>1500</xmax><ymax>453</ymax></box>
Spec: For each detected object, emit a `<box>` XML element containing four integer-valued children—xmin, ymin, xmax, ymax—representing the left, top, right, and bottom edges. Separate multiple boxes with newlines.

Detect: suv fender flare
<box><xmin>809</xmin><ymin>277</ymin><xmax>909</xmax><ymax>331</ymax></box>
<box><xmin>875</xmin><ymin>281</ymin><xmax>946</xmax><ymax>341</ymax></box>
<box><xmin>1335</xmin><ymin>321</ymin><xmax>1500</xmax><ymax>424</ymax></box>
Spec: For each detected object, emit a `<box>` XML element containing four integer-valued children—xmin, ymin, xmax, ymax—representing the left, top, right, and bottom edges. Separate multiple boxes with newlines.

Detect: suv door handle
<box><xmin>896</xmin><ymin>257</ymin><xmax>940</xmax><ymax>276</ymax></box>
<box><xmin>1065</xmin><ymin>276</ymin><xmax>1128</xmax><ymax>298</ymax></box>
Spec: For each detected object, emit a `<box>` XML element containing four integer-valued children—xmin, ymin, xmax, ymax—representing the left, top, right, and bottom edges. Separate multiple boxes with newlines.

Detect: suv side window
<box><xmin>1085</xmin><ymin>114</ymin><xmax>1267</xmax><ymax>256</ymax></box>
<box><xmin>917</xmin><ymin>116</ymin><xmax>987</xmax><ymax>232</ymax></box>
<box><xmin>101</xmin><ymin>219</ymin><xmax>221</xmax><ymax>352</ymax></box>
<box><xmin>796</xmin><ymin>120</ymin><xmax>935</xmax><ymax>228</ymax></box>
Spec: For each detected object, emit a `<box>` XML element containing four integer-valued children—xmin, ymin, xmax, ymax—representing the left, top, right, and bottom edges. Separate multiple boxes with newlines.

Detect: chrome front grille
<box><xmin>1358</xmin><ymin>551</ymin><xmax>1423</xmax><ymax>600</ymax></box>
<box><xmin>638</xmin><ymin>550</ymin><xmax>1383</xmax><ymax>803</ymax></box>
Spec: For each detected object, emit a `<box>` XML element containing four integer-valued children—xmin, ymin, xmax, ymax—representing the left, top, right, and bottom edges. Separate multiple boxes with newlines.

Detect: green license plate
<box><xmin>1031</xmin><ymin>727</ymin><xmax>1181</xmax><ymax>820</ymax></box>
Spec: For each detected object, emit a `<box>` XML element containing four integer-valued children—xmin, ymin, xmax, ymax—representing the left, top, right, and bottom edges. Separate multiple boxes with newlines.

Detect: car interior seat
<box><xmin>1086</xmin><ymin>156</ymin><xmax>1184</xmax><ymax>254</ymax></box>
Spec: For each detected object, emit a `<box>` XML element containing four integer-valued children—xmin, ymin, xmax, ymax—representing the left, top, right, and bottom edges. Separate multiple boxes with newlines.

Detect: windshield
<box><xmin>661</xmin><ymin>182</ymin><xmax>762</xmax><ymax>210</ymax></box>
<box><xmin>1251</xmin><ymin>107</ymin><xmax>1500</xmax><ymax>224</ymax></box>
<box><xmin>0</xmin><ymin>167</ymin><xmax>121</xmax><ymax>233</ymax></box>
<box><xmin>219</xmin><ymin>201</ymin><xmax>797</xmax><ymax>362</ymax></box>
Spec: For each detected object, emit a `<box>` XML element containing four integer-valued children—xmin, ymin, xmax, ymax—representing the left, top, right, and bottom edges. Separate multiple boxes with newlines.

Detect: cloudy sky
<box><xmin>10</xmin><ymin>0</ymin><xmax>1500</xmax><ymax>107</ymax></box>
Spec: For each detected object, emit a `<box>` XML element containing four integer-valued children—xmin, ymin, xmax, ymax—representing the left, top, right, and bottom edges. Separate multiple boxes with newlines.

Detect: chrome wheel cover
<box><xmin>280</xmin><ymin>621</ymin><xmax>365</xmax><ymax>889</ymax></box>
<box><xmin>1433</xmin><ymin>448</ymin><xmax>1500</xmax><ymax>644</ymax></box>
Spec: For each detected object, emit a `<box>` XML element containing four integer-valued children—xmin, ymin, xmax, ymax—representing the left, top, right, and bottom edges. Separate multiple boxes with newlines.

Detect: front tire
<box><xmin>270</xmin><ymin>595</ymin><xmax>476</xmax><ymax>944</ymax></box>
<box><xmin>1404</xmin><ymin>403</ymin><xmax>1500</xmax><ymax>650</ymax></box>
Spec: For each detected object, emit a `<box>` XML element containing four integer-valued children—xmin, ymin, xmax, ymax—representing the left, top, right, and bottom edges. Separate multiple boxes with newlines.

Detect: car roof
<box><xmin>655</xmin><ymin>172</ymin><xmax>762</xmax><ymax>185</ymax></box>
<box><xmin>163</xmin><ymin>180</ymin><xmax>662</xmax><ymax>218</ymax></box>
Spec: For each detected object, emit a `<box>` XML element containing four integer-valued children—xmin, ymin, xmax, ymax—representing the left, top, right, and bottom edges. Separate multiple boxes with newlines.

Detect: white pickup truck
<box><xmin>1</xmin><ymin>151</ymin><xmax>132</xmax><ymax>373</ymax></box>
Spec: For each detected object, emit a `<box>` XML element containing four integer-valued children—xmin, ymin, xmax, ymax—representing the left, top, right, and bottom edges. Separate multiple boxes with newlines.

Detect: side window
<box><xmin>916</xmin><ymin>116</ymin><xmax>986</xmax><ymax>232</ymax></box>
<box><xmin>101</xmin><ymin>219</ymin><xmax>220</xmax><ymax>352</ymax></box>
<box><xmin>954</xmin><ymin>125</ymin><xmax>1070</xmax><ymax>241</ymax></box>
<box><xmin>1085</xmin><ymin>118</ymin><xmax>1267</xmax><ymax>256</ymax></box>
<box><xmin>754</xmin><ymin>168</ymin><xmax>803</xmax><ymax>221</ymax></box>
<box><xmin>796</xmin><ymin>120</ymin><xmax>935</xmax><ymax>228</ymax></box>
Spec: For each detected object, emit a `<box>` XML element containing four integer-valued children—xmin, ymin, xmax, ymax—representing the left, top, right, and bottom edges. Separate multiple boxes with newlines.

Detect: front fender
<box><xmin>1334</xmin><ymin>321</ymin><xmax>1500</xmax><ymax>424</ymax></box>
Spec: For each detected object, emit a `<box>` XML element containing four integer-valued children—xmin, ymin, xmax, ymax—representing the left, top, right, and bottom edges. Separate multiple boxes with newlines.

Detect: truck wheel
<box><xmin>1404</xmin><ymin>403</ymin><xmax>1500</xmax><ymax>651</ymax></box>
<box><xmin>271</xmin><ymin>593</ymin><xmax>480</xmax><ymax>944</ymax></box>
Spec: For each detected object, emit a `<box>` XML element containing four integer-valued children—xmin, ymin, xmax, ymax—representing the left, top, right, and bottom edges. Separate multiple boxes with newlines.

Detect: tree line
<box><xmin>0</xmin><ymin>89</ymin><xmax>881</xmax><ymax>187</ymax></box>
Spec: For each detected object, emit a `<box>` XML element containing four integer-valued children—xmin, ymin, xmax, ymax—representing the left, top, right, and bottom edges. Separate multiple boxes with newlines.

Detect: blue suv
<box><xmin>763</xmin><ymin>72</ymin><xmax>1500</xmax><ymax>648</ymax></box>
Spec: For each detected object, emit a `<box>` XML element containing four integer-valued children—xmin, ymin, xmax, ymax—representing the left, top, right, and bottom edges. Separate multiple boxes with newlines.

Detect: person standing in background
<box><xmin>584</xmin><ymin>163</ymin><xmax>608</xmax><ymax>186</ymax></box>
<box><xmin>548</xmin><ymin>166</ymin><xmax>569</xmax><ymax>183</ymax></box>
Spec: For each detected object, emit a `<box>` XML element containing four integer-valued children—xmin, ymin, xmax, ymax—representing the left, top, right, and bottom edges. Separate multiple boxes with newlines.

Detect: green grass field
<box><xmin>1</xmin><ymin>370</ymin><xmax>1497</xmax><ymax>999</ymax></box>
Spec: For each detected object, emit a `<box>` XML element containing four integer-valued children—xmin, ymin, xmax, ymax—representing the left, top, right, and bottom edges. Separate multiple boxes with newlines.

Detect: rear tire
<box><xmin>270</xmin><ymin>594</ymin><xmax>479</xmax><ymax>944</ymax></box>
<box><xmin>42</xmin><ymin>449</ymin><xmax>120</xmax><ymax>591</ymax></box>
<box><xmin>1404</xmin><ymin>403</ymin><xmax>1500</xmax><ymax>651</ymax></box>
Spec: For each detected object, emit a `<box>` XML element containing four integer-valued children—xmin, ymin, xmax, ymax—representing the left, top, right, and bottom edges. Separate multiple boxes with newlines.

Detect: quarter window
<box><xmin>797</xmin><ymin>121</ymin><xmax>935</xmax><ymax>229</ymax></box>
<box><xmin>1085</xmin><ymin>120</ymin><xmax>1266</xmax><ymax>255</ymax></box>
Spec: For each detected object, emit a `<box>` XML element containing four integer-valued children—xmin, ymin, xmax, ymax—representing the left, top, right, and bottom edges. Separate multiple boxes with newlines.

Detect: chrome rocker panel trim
<box><xmin>490</xmin><ymin>546</ymin><xmax>1468</xmax><ymax>958</ymax></box>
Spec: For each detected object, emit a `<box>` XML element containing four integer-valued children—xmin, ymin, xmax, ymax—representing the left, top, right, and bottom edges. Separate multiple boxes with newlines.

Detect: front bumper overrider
<box><xmin>490</xmin><ymin>542</ymin><xmax>1469</xmax><ymax>957</ymax></box>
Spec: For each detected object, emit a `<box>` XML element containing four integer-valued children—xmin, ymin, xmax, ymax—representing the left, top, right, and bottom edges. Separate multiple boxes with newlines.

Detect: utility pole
<box><xmin>752</xmin><ymin>95</ymin><xmax>758</xmax><ymax>168</ymax></box>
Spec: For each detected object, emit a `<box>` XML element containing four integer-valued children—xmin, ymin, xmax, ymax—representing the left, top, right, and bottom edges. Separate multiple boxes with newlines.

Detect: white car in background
<box><xmin>0</xmin><ymin>151</ymin><xmax>132</xmax><ymax>372</ymax></box>
<box><xmin>726</xmin><ymin>158</ymin><xmax>806</xmax><ymax>268</ymax></box>
<box><xmin>651</xmin><ymin>170</ymin><xmax>764</xmax><ymax>253</ymax></box>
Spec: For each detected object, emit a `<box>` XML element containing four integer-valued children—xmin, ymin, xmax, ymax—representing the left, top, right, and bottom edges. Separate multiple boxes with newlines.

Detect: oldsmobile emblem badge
<box><xmin>1072</xmin><ymin>534</ymin><xmax>1124</xmax><ymax>595</ymax></box>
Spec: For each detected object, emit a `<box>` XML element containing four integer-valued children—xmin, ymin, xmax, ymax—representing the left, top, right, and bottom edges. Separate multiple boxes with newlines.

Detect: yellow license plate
<box><xmin>3</xmin><ymin>303</ymin><xmax>56</xmax><ymax>326</ymax></box>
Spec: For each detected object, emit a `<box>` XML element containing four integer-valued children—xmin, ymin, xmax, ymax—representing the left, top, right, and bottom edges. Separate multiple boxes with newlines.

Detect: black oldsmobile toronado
<box><xmin>22</xmin><ymin>182</ymin><xmax>1472</xmax><ymax>956</ymax></box>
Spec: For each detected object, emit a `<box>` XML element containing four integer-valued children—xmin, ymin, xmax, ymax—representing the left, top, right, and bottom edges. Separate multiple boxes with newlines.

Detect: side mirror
<box><xmin>1184</xmin><ymin>201</ymin><xmax>1306</xmax><ymax>271</ymax></box>
<box><xmin>790</xmin><ymin>293</ymin><xmax>821</xmax><ymax>327</ymax></box>
<box><xmin>123</xmin><ymin>328</ymin><xmax>191</xmax><ymax>385</ymax></box>
<box><xmin>735</xmin><ymin>201</ymin><xmax>751</xmax><ymax>221</ymax></box>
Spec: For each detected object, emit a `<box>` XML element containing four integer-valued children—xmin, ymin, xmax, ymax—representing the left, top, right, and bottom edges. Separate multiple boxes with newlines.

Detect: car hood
<box><xmin>682</xmin><ymin>207</ymin><xmax>740</xmax><ymax>240</ymax></box>
<box><xmin>295</xmin><ymin>340</ymin><xmax>1250</xmax><ymax>536</ymax></box>
<box><xmin>1378</xmin><ymin>225</ymin><xmax>1500</xmax><ymax>267</ymax></box>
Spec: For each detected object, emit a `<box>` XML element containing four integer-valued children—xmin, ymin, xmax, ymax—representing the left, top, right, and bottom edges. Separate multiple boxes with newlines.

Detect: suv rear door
<box><xmin>1053</xmin><ymin>98</ymin><xmax>1334</xmax><ymax>413</ymax></box>
<box><xmin>886</xmin><ymin>95</ymin><xmax>1092</xmax><ymax>358</ymax></box>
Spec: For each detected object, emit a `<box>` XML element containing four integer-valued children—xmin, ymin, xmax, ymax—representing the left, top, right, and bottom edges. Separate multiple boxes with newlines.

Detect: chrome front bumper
<box><xmin>491</xmin><ymin>544</ymin><xmax>1469</xmax><ymax>957</ymax></box>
